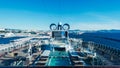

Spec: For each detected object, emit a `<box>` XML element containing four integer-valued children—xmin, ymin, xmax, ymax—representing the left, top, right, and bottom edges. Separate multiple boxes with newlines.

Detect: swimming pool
<box><xmin>47</xmin><ymin>51</ymin><xmax>72</xmax><ymax>66</ymax></box>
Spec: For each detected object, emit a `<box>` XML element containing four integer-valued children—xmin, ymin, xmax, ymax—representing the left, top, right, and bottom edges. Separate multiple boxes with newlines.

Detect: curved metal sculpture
<box><xmin>50</xmin><ymin>23</ymin><xmax>57</xmax><ymax>30</ymax></box>
<box><xmin>63</xmin><ymin>23</ymin><xmax>70</xmax><ymax>30</ymax></box>
<box><xmin>50</xmin><ymin>22</ymin><xmax>70</xmax><ymax>30</ymax></box>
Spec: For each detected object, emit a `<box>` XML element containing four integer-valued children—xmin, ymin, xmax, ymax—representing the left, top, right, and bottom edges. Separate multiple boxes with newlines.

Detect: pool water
<box><xmin>47</xmin><ymin>51</ymin><xmax>72</xmax><ymax>66</ymax></box>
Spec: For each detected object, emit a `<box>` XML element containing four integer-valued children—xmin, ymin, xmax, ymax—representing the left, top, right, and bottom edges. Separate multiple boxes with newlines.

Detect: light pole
<box><xmin>27</xmin><ymin>43</ymin><xmax>32</xmax><ymax>64</ymax></box>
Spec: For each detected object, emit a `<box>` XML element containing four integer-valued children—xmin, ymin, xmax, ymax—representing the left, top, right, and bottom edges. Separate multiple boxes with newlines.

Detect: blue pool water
<box><xmin>47</xmin><ymin>51</ymin><xmax>72</xmax><ymax>66</ymax></box>
<box><xmin>48</xmin><ymin>57</ymin><xmax>71</xmax><ymax>66</ymax></box>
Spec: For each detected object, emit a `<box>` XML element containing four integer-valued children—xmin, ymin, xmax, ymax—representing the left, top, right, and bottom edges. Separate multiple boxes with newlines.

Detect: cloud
<box><xmin>71</xmin><ymin>13</ymin><xmax>120</xmax><ymax>30</ymax></box>
<box><xmin>71</xmin><ymin>21</ymin><xmax>120</xmax><ymax>30</ymax></box>
<box><xmin>86</xmin><ymin>12</ymin><xmax>120</xmax><ymax>23</ymax></box>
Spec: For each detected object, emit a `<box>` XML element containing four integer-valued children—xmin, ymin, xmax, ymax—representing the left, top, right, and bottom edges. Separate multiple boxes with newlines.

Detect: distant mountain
<box><xmin>96</xmin><ymin>29</ymin><xmax>120</xmax><ymax>33</ymax></box>
<box><xmin>69</xmin><ymin>30</ymin><xmax>97</xmax><ymax>33</ymax></box>
<box><xmin>69</xmin><ymin>29</ymin><xmax>120</xmax><ymax>33</ymax></box>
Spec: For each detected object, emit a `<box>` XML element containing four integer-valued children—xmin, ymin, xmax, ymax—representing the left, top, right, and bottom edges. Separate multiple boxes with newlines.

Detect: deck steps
<box><xmin>36</xmin><ymin>58</ymin><xmax>48</xmax><ymax>66</ymax></box>
<box><xmin>71</xmin><ymin>56</ymin><xmax>85</xmax><ymax>66</ymax></box>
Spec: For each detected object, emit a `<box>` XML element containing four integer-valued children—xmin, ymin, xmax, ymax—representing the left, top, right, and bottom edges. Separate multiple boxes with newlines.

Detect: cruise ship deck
<box><xmin>0</xmin><ymin>23</ymin><xmax>120</xmax><ymax>68</ymax></box>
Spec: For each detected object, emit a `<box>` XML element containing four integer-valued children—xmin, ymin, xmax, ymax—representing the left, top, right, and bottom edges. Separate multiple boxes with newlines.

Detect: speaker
<box><xmin>65</xmin><ymin>31</ymin><xmax>68</xmax><ymax>38</ymax></box>
<box><xmin>52</xmin><ymin>31</ymin><xmax>54</xmax><ymax>38</ymax></box>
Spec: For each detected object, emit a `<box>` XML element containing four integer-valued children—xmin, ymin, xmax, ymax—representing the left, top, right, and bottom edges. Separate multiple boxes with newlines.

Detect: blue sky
<box><xmin>0</xmin><ymin>0</ymin><xmax>120</xmax><ymax>30</ymax></box>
